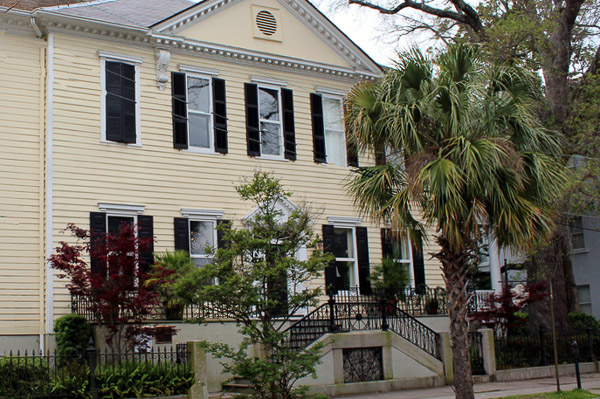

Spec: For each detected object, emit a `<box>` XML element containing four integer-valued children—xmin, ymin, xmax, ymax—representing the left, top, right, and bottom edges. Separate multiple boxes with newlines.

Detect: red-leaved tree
<box><xmin>50</xmin><ymin>222</ymin><xmax>163</xmax><ymax>351</ymax></box>
<box><xmin>471</xmin><ymin>282</ymin><xmax>549</xmax><ymax>338</ymax></box>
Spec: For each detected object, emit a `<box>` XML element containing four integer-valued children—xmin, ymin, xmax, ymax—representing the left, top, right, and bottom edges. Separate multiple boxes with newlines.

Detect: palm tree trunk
<box><xmin>434</xmin><ymin>236</ymin><xmax>474</xmax><ymax>399</ymax></box>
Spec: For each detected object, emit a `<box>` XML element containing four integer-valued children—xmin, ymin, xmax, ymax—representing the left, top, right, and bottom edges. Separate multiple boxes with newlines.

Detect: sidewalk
<box><xmin>332</xmin><ymin>373</ymin><xmax>600</xmax><ymax>399</ymax></box>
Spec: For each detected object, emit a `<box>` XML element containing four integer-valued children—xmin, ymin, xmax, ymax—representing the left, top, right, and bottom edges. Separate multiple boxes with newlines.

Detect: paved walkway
<box><xmin>332</xmin><ymin>373</ymin><xmax>600</xmax><ymax>399</ymax></box>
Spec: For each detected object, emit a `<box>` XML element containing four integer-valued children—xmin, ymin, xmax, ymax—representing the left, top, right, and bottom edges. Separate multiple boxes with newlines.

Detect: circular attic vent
<box><xmin>256</xmin><ymin>10</ymin><xmax>277</xmax><ymax>36</ymax></box>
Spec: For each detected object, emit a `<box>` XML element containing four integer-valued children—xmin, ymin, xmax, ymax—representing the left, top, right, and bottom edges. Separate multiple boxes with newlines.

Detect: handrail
<box><xmin>285</xmin><ymin>296</ymin><xmax>441</xmax><ymax>359</ymax></box>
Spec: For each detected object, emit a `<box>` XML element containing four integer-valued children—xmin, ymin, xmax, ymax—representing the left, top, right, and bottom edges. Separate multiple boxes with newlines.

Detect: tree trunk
<box><xmin>434</xmin><ymin>235</ymin><xmax>474</xmax><ymax>399</ymax></box>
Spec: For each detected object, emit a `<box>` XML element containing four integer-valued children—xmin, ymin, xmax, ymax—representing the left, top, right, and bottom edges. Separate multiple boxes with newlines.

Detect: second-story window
<box><xmin>100</xmin><ymin>53</ymin><xmax>142</xmax><ymax>145</ymax></box>
<box><xmin>310</xmin><ymin>92</ymin><xmax>358</xmax><ymax>167</ymax></box>
<box><xmin>244</xmin><ymin>81</ymin><xmax>296</xmax><ymax>160</ymax></box>
<box><xmin>171</xmin><ymin>72</ymin><xmax>228</xmax><ymax>153</ymax></box>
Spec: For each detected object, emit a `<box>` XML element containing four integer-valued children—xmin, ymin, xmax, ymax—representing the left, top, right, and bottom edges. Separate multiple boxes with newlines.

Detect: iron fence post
<box><xmin>328</xmin><ymin>294</ymin><xmax>337</xmax><ymax>332</ymax></box>
<box><xmin>572</xmin><ymin>340</ymin><xmax>582</xmax><ymax>389</ymax></box>
<box><xmin>87</xmin><ymin>337</ymin><xmax>98</xmax><ymax>399</ymax></box>
<box><xmin>539</xmin><ymin>325</ymin><xmax>547</xmax><ymax>366</ymax></box>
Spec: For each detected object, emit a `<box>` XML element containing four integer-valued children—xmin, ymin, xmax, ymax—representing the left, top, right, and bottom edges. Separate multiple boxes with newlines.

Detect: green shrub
<box><xmin>54</xmin><ymin>314</ymin><xmax>91</xmax><ymax>362</ymax></box>
<box><xmin>0</xmin><ymin>357</ymin><xmax>50</xmax><ymax>397</ymax></box>
<box><xmin>96</xmin><ymin>361</ymin><xmax>194</xmax><ymax>398</ymax></box>
<box><xmin>569</xmin><ymin>312</ymin><xmax>600</xmax><ymax>335</ymax></box>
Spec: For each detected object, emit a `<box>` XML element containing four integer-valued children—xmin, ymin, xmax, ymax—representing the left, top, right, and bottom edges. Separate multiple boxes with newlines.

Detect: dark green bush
<box><xmin>569</xmin><ymin>312</ymin><xmax>600</xmax><ymax>335</ymax></box>
<box><xmin>54</xmin><ymin>314</ymin><xmax>91</xmax><ymax>362</ymax></box>
<box><xmin>0</xmin><ymin>357</ymin><xmax>50</xmax><ymax>397</ymax></box>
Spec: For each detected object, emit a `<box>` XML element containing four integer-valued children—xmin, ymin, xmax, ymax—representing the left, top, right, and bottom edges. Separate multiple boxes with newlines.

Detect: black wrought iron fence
<box><xmin>495</xmin><ymin>327</ymin><xmax>599</xmax><ymax>369</ymax></box>
<box><xmin>0</xmin><ymin>344</ymin><xmax>192</xmax><ymax>399</ymax></box>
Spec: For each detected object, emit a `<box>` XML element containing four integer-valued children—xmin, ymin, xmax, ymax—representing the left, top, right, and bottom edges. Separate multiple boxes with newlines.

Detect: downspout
<box><xmin>38</xmin><ymin>45</ymin><xmax>46</xmax><ymax>352</ymax></box>
<box><xmin>30</xmin><ymin>17</ymin><xmax>43</xmax><ymax>38</ymax></box>
<box><xmin>45</xmin><ymin>31</ymin><xmax>55</xmax><ymax>345</ymax></box>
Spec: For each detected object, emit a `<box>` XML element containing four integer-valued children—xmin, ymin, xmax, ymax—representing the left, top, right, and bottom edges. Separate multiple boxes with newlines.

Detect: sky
<box><xmin>312</xmin><ymin>0</ymin><xmax>401</xmax><ymax>66</ymax></box>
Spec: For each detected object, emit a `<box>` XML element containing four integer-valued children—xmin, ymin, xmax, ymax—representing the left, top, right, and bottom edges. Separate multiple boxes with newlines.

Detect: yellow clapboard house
<box><xmin>0</xmin><ymin>0</ymin><xmax>446</xmax><ymax>350</ymax></box>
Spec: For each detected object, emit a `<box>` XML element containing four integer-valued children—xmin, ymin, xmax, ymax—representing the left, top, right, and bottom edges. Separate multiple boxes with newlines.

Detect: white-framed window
<box><xmin>331</xmin><ymin>226</ymin><xmax>359</xmax><ymax>290</ymax></box>
<box><xmin>578</xmin><ymin>285</ymin><xmax>592</xmax><ymax>315</ymax></box>
<box><xmin>388</xmin><ymin>232</ymin><xmax>415</xmax><ymax>286</ymax></box>
<box><xmin>186</xmin><ymin>74</ymin><xmax>213</xmax><ymax>150</ymax></box>
<box><xmin>322</xmin><ymin>95</ymin><xmax>346</xmax><ymax>167</ymax></box>
<box><xmin>189</xmin><ymin>219</ymin><xmax>217</xmax><ymax>267</ymax></box>
<box><xmin>257</xmin><ymin>84</ymin><xmax>284</xmax><ymax>159</ymax></box>
<box><xmin>178</xmin><ymin>209</ymin><xmax>225</xmax><ymax>267</ymax></box>
<box><xmin>570</xmin><ymin>216</ymin><xmax>585</xmax><ymax>250</ymax></box>
<box><xmin>99</xmin><ymin>52</ymin><xmax>142</xmax><ymax>146</ymax></box>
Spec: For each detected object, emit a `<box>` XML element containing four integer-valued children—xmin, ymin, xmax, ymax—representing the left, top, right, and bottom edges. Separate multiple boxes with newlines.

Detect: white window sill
<box><xmin>100</xmin><ymin>139</ymin><xmax>142</xmax><ymax>148</ymax></box>
<box><xmin>571</xmin><ymin>248</ymin><xmax>589</xmax><ymax>255</ymax></box>
<box><xmin>183</xmin><ymin>147</ymin><xmax>220</xmax><ymax>155</ymax></box>
<box><xmin>256</xmin><ymin>155</ymin><xmax>289</xmax><ymax>162</ymax></box>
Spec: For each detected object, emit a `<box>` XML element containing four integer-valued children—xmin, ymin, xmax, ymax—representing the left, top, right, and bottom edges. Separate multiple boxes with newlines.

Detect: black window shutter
<box><xmin>244</xmin><ymin>83</ymin><xmax>260</xmax><ymax>157</ymax></box>
<box><xmin>356</xmin><ymin>226</ymin><xmax>372</xmax><ymax>295</ymax></box>
<box><xmin>174</xmin><ymin>217</ymin><xmax>190</xmax><ymax>253</ymax></box>
<box><xmin>105</xmin><ymin>62</ymin><xmax>123</xmax><ymax>143</ymax></box>
<box><xmin>217</xmin><ymin>219</ymin><xmax>230</xmax><ymax>249</ymax></box>
<box><xmin>171</xmin><ymin>72</ymin><xmax>188</xmax><ymax>149</ymax></box>
<box><xmin>412</xmin><ymin>239</ymin><xmax>426</xmax><ymax>291</ymax></box>
<box><xmin>121</xmin><ymin>63</ymin><xmax>137</xmax><ymax>144</ymax></box>
<box><xmin>90</xmin><ymin>212</ymin><xmax>107</xmax><ymax>277</ymax></box>
<box><xmin>310</xmin><ymin>93</ymin><xmax>326</xmax><ymax>163</ymax></box>
<box><xmin>138</xmin><ymin>215</ymin><xmax>154</xmax><ymax>274</ymax></box>
<box><xmin>381</xmin><ymin>228</ymin><xmax>393</xmax><ymax>259</ymax></box>
<box><xmin>281</xmin><ymin>88</ymin><xmax>296</xmax><ymax>160</ymax></box>
<box><xmin>212</xmin><ymin>78</ymin><xmax>228</xmax><ymax>154</ymax></box>
<box><xmin>322</xmin><ymin>224</ymin><xmax>337</xmax><ymax>296</ymax></box>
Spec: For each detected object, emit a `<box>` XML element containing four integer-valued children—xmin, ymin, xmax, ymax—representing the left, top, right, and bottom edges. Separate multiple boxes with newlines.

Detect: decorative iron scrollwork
<box><xmin>343</xmin><ymin>347</ymin><xmax>384</xmax><ymax>383</ymax></box>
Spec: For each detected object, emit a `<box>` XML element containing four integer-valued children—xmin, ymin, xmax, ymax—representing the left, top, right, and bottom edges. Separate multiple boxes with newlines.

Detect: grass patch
<box><xmin>499</xmin><ymin>389</ymin><xmax>598</xmax><ymax>399</ymax></box>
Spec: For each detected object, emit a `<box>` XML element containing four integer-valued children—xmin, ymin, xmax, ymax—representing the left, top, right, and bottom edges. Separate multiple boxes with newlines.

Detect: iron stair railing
<box><xmin>285</xmin><ymin>295</ymin><xmax>441</xmax><ymax>359</ymax></box>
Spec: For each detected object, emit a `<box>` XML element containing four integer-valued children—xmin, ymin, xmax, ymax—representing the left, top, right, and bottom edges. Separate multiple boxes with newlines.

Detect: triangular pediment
<box><xmin>152</xmin><ymin>0</ymin><xmax>381</xmax><ymax>75</ymax></box>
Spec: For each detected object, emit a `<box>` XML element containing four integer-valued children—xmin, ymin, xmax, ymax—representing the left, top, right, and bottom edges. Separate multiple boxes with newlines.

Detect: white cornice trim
<box><xmin>98</xmin><ymin>50</ymin><xmax>143</xmax><ymax>63</ymax></box>
<box><xmin>328</xmin><ymin>216</ymin><xmax>362</xmax><ymax>227</ymax></box>
<box><xmin>98</xmin><ymin>202</ymin><xmax>146</xmax><ymax>214</ymax></box>
<box><xmin>181</xmin><ymin>208</ymin><xmax>225</xmax><ymax>219</ymax></box>
<box><xmin>27</xmin><ymin>10</ymin><xmax>381</xmax><ymax>80</ymax></box>
<box><xmin>179</xmin><ymin>64</ymin><xmax>220</xmax><ymax>75</ymax></box>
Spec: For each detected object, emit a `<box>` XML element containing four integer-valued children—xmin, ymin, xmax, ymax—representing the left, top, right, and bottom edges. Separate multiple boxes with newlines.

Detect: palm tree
<box><xmin>345</xmin><ymin>45</ymin><xmax>565</xmax><ymax>399</ymax></box>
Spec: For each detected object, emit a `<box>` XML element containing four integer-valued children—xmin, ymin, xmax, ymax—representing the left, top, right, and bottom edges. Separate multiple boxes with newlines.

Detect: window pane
<box><xmin>190</xmin><ymin>221</ymin><xmax>214</xmax><ymax>255</ymax></box>
<box><xmin>335</xmin><ymin>261</ymin><xmax>352</xmax><ymax>291</ymax></box>
<box><xmin>187</xmin><ymin>77</ymin><xmax>210</xmax><ymax>112</ymax></box>
<box><xmin>392</xmin><ymin>234</ymin><xmax>410</xmax><ymax>261</ymax></box>
<box><xmin>259</xmin><ymin>87</ymin><xmax>279</xmax><ymax>121</ymax></box>
<box><xmin>260</xmin><ymin>121</ymin><xmax>281</xmax><ymax>155</ymax></box>
<box><xmin>323</xmin><ymin>97</ymin><xmax>343</xmax><ymax>131</ymax></box>
<box><xmin>325</xmin><ymin>130</ymin><xmax>346</xmax><ymax>166</ymax></box>
<box><xmin>578</xmin><ymin>285</ymin><xmax>591</xmax><ymax>303</ymax></box>
<box><xmin>107</xmin><ymin>216</ymin><xmax>134</xmax><ymax>235</ymax></box>
<box><xmin>333</xmin><ymin>228</ymin><xmax>354</xmax><ymax>258</ymax></box>
<box><xmin>189</xmin><ymin>113</ymin><xmax>210</xmax><ymax>148</ymax></box>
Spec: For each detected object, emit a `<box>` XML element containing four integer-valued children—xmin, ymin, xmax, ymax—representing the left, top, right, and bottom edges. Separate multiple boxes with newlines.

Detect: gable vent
<box><xmin>256</xmin><ymin>10</ymin><xmax>277</xmax><ymax>36</ymax></box>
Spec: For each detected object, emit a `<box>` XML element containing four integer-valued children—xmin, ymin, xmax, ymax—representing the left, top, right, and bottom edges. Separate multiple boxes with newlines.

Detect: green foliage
<box><xmin>190</xmin><ymin>172</ymin><xmax>333</xmax><ymax>399</ymax></box>
<box><xmin>370</xmin><ymin>256</ymin><xmax>410</xmax><ymax>299</ymax></box>
<box><xmin>0</xmin><ymin>356</ymin><xmax>192</xmax><ymax>399</ymax></box>
<box><xmin>147</xmin><ymin>250</ymin><xmax>197</xmax><ymax>318</ymax></box>
<box><xmin>54</xmin><ymin>314</ymin><xmax>91</xmax><ymax>363</ymax></box>
<box><xmin>569</xmin><ymin>312</ymin><xmax>600</xmax><ymax>335</ymax></box>
<box><xmin>96</xmin><ymin>361</ymin><xmax>194</xmax><ymax>398</ymax></box>
<box><xmin>0</xmin><ymin>357</ymin><xmax>50</xmax><ymax>397</ymax></box>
